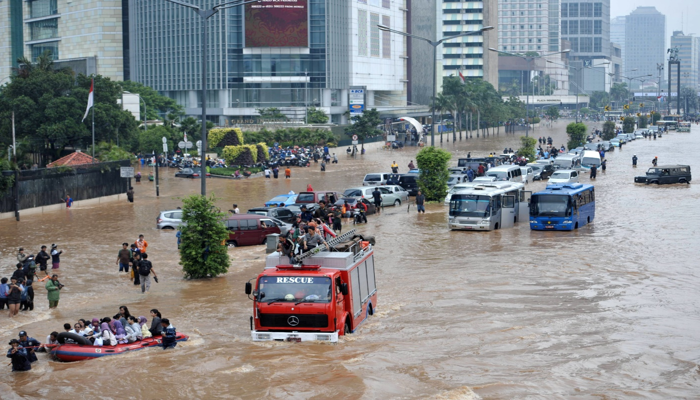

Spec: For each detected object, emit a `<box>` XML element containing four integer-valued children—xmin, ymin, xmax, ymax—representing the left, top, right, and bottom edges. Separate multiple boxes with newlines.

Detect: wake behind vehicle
<box><xmin>448</xmin><ymin>182</ymin><xmax>528</xmax><ymax>231</ymax></box>
<box><xmin>245</xmin><ymin>230</ymin><xmax>377</xmax><ymax>342</ymax></box>
<box><xmin>175</xmin><ymin>168</ymin><xmax>210</xmax><ymax>178</ymax></box>
<box><xmin>634</xmin><ymin>165</ymin><xmax>691</xmax><ymax>185</ymax></box>
<box><xmin>530</xmin><ymin>183</ymin><xmax>595</xmax><ymax>231</ymax></box>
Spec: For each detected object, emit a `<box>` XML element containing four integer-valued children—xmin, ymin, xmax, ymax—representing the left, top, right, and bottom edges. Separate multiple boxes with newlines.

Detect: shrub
<box><xmin>209</xmin><ymin>128</ymin><xmax>244</xmax><ymax>148</ymax></box>
<box><xmin>516</xmin><ymin>136</ymin><xmax>537</xmax><ymax>161</ymax></box>
<box><xmin>416</xmin><ymin>147</ymin><xmax>451</xmax><ymax>201</ymax></box>
<box><xmin>566</xmin><ymin>122</ymin><xmax>587</xmax><ymax>150</ymax></box>
<box><xmin>179</xmin><ymin>195</ymin><xmax>230</xmax><ymax>279</ymax></box>
<box><xmin>602</xmin><ymin>121</ymin><xmax>616</xmax><ymax>140</ymax></box>
<box><xmin>623</xmin><ymin>117</ymin><xmax>635</xmax><ymax>133</ymax></box>
<box><xmin>256</xmin><ymin>143</ymin><xmax>269</xmax><ymax>162</ymax></box>
<box><xmin>222</xmin><ymin>145</ymin><xmax>259</xmax><ymax>165</ymax></box>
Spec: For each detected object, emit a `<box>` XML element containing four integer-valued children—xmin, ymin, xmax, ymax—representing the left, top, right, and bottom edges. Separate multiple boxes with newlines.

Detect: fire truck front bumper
<box><xmin>251</xmin><ymin>330</ymin><xmax>339</xmax><ymax>343</ymax></box>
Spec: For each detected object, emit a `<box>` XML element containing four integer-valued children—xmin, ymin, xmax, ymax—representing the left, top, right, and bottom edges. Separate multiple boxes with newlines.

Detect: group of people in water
<box><xmin>7</xmin><ymin>306</ymin><xmax>177</xmax><ymax>371</ymax></box>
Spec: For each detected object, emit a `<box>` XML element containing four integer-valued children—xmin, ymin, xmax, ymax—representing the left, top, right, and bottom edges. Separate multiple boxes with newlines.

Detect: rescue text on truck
<box><xmin>245</xmin><ymin>229</ymin><xmax>377</xmax><ymax>342</ymax></box>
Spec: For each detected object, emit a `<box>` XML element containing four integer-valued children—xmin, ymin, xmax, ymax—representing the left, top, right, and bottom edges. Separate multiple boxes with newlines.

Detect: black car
<box><xmin>246</xmin><ymin>207</ymin><xmax>296</xmax><ymax>223</ymax></box>
<box><xmin>286</xmin><ymin>203</ymin><xmax>320</xmax><ymax>217</ymax></box>
<box><xmin>396</xmin><ymin>173</ymin><xmax>420</xmax><ymax>196</ymax></box>
<box><xmin>531</xmin><ymin>164</ymin><xmax>555</xmax><ymax>181</ymax></box>
<box><xmin>175</xmin><ymin>168</ymin><xmax>210</xmax><ymax>178</ymax></box>
<box><xmin>634</xmin><ymin>165</ymin><xmax>691</xmax><ymax>185</ymax></box>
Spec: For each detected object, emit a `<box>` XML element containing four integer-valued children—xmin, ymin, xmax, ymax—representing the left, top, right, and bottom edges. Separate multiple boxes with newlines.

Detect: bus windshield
<box><xmin>582</xmin><ymin>157</ymin><xmax>600</xmax><ymax>167</ymax></box>
<box><xmin>257</xmin><ymin>276</ymin><xmax>332</xmax><ymax>304</ymax></box>
<box><xmin>530</xmin><ymin>194</ymin><xmax>571</xmax><ymax>217</ymax></box>
<box><xmin>450</xmin><ymin>195</ymin><xmax>491</xmax><ymax>218</ymax></box>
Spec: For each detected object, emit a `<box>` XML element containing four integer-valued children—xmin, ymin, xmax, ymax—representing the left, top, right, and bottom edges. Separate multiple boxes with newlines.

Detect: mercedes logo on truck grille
<box><xmin>287</xmin><ymin>316</ymin><xmax>300</xmax><ymax>326</ymax></box>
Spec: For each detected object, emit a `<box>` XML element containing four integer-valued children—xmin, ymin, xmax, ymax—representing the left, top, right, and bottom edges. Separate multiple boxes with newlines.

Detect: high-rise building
<box><xmin>440</xmin><ymin>0</ymin><xmax>498</xmax><ymax>87</ymax></box>
<box><xmin>129</xmin><ymin>0</ymin><xmax>414</xmax><ymax>124</ymax></box>
<box><xmin>560</xmin><ymin>0</ymin><xmax>611</xmax><ymax>93</ymax></box>
<box><xmin>624</xmin><ymin>7</ymin><xmax>665</xmax><ymax>89</ymax></box>
<box><xmin>407</xmin><ymin>0</ymin><xmax>436</xmax><ymax>106</ymax></box>
<box><xmin>610</xmin><ymin>16</ymin><xmax>625</xmax><ymax>72</ymax></box>
<box><xmin>670</xmin><ymin>31</ymin><xmax>699</xmax><ymax>90</ymax></box>
<box><xmin>0</xmin><ymin>0</ymin><xmax>129</xmax><ymax>82</ymax></box>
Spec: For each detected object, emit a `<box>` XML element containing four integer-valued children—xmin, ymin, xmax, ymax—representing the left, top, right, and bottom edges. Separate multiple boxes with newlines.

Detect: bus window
<box><xmin>503</xmin><ymin>195</ymin><xmax>515</xmax><ymax>208</ymax></box>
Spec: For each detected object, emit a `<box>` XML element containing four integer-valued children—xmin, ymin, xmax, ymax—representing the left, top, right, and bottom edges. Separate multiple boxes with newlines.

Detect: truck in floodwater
<box><xmin>245</xmin><ymin>230</ymin><xmax>377</xmax><ymax>342</ymax></box>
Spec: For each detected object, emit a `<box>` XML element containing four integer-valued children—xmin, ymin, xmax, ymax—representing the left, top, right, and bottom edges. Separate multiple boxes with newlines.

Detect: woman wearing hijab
<box><xmin>113</xmin><ymin>320</ymin><xmax>128</xmax><ymax>344</ymax></box>
<box><xmin>114</xmin><ymin>313</ymin><xmax>128</xmax><ymax>331</ymax></box>
<box><xmin>100</xmin><ymin>322</ymin><xmax>117</xmax><ymax>346</ymax></box>
<box><xmin>125</xmin><ymin>316</ymin><xmax>142</xmax><ymax>343</ymax></box>
<box><xmin>91</xmin><ymin>318</ymin><xmax>102</xmax><ymax>335</ymax></box>
<box><xmin>139</xmin><ymin>316</ymin><xmax>152</xmax><ymax>338</ymax></box>
<box><xmin>149</xmin><ymin>309</ymin><xmax>163</xmax><ymax>336</ymax></box>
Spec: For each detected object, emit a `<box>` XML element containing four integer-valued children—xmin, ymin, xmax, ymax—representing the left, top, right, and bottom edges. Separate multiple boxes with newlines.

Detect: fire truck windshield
<box><xmin>258</xmin><ymin>276</ymin><xmax>332</xmax><ymax>304</ymax></box>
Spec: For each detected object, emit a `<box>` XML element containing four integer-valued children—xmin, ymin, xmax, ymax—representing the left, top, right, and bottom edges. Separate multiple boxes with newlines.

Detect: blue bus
<box><xmin>529</xmin><ymin>183</ymin><xmax>595</xmax><ymax>230</ymax></box>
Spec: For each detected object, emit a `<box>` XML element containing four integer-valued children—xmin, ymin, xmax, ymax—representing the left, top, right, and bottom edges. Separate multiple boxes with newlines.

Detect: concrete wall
<box><xmin>0</xmin><ymin>193</ymin><xmax>128</xmax><ymax>220</ymax></box>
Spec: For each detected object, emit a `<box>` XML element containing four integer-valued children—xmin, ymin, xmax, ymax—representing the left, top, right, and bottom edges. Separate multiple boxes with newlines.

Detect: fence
<box><xmin>0</xmin><ymin>160</ymin><xmax>130</xmax><ymax>213</ymax></box>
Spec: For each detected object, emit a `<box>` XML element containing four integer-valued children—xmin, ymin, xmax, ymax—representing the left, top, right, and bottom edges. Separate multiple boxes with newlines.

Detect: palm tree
<box><xmin>610</xmin><ymin>82</ymin><xmax>628</xmax><ymax>104</ymax></box>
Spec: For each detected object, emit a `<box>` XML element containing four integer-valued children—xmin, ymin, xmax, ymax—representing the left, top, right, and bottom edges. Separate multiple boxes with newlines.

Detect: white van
<box><xmin>362</xmin><ymin>173</ymin><xmax>391</xmax><ymax>186</ymax></box>
<box><xmin>553</xmin><ymin>154</ymin><xmax>581</xmax><ymax>170</ymax></box>
<box><xmin>520</xmin><ymin>166</ymin><xmax>534</xmax><ymax>184</ymax></box>
<box><xmin>484</xmin><ymin>165</ymin><xmax>523</xmax><ymax>183</ymax></box>
<box><xmin>580</xmin><ymin>150</ymin><xmax>601</xmax><ymax>170</ymax></box>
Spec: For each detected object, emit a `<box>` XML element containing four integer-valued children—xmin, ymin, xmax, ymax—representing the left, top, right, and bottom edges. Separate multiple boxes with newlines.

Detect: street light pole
<box><xmin>379</xmin><ymin>24</ymin><xmax>494</xmax><ymax>146</ymax></box>
<box><xmin>165</xmin><ymin>0</ymin><xmax>260</xmax><ymax>196</ymax></box>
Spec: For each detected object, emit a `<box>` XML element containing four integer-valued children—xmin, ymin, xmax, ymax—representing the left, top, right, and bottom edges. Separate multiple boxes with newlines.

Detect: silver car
<box><xmin>157</xmin><ymin>209</ymin><xmax>183</xmax><ymax>229</ymax></box>
<box><xmin>343</xmin><ymin>185</ymin><xmax>409</xmax><ymax>206</ymax></box>
<box><xmin>260</xmin><ymin>217</ymin><xmax>293</xmax><ymax>236</ymax></box>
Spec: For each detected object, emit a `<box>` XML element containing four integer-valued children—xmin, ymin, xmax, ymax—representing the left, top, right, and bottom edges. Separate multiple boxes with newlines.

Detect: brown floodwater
<box><xmin>2</xmin><ymin>120</ymin><xmax>700</xmax><ymax>399</ymax></box>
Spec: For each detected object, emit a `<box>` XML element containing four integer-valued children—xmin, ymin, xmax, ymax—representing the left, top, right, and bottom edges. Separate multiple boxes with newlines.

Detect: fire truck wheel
<box><xmin>368</xmin><ymin>304</ymin><xmax>374</xmax><ymax>316</ymax></box>
<box><xmin>344</xmin><ymin>320</ymin><xmax>352</xmax><ymax>336</ymax></box>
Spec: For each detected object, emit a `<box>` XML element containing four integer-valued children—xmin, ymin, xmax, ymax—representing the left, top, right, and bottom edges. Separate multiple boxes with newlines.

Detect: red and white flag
<box><xmin>458</xmin><ymin>70</ymin><xmax>466</xmax><ymax>84</ymax></box>
<box><xmin>82</xmin><ymin>78</ymin><xmax>94</xmax><ymax>122</ymax></box>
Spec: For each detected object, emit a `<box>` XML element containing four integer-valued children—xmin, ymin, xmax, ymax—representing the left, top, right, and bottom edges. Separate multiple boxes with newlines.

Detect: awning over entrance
<box><xmin>398</xmin><ymin>116</ymin><xmax>424</xmax><ymax>144</ymax></box>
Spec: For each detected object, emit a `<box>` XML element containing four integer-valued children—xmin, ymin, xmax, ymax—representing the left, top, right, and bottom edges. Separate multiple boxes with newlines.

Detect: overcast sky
<box><xmin>611</xmin><ymin>1</ymin><xmax>700</xmax><ymax>47</ymax></box>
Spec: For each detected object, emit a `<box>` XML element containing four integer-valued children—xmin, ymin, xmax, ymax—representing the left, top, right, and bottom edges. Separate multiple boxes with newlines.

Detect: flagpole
<box><xmin>91</xmin><ymin>78</ymin><xmax>95</xmax><ymax>163</ymax></box>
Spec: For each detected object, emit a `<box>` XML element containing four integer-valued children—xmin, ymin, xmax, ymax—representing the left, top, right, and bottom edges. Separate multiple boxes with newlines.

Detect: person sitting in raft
<box><xmin>139</xmin><ymin>316</ymin><xmax>152</xmax><ymax>338</ymax></box>
<box><xmin>112</xmin><ymin>320</ymin><xmax>128</xmax><ymax>344</ymax></box>
<box><xmin>161</xmin><ymin>318</ymin><xmax>177</xmax><ymax>349</ymax></box>
<box><xmin>100</xmin><ymin>322</ymin><xmax>117</xmax><ymax>346</ymax></box>
<box><xmin>125</xmin><ymin>316</ymin><xmax>143</xmax><ymax>343</ymax></box>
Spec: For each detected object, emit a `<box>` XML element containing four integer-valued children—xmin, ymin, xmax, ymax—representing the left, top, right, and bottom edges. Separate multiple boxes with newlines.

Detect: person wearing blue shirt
<box><xmin>7</xmin><ymin>340</ymin><xmax>31</xmax><ymax>372</ymax></box>
<box><xmin>160</xmin><ymin>318</ymin><xmax>177</xmax><ymax>349</ymax></box>
<box><xmin>176</xmin><ymin>230</ymin><xmax>182</xmax><ymax>249</ymax></box>
<box><xmin>300</xmin><ymin>206</ymin><xmax>313</xmax><ymax>223</ymax></box>
<box><xmin>0</xmin><ymin>277</ymin><xmax>8</xmax><ymax>310</ymax></box>
<box><xmin>17</xmin><ymin>331</ymin><xmax>40</xmax><ymax>363</ymax></box>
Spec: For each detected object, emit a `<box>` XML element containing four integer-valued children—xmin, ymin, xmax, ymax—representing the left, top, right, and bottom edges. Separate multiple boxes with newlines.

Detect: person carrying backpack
<box><xmin>137</xmin><ymin>253</ymin><xmax>158</xmax><ymax>294</ymax></box>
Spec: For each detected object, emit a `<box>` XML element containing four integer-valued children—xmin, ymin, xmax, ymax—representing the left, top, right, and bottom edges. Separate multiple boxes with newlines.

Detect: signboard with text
<box><xmin>349</xmin><ymin>88</ymin><xmax>365</xmax><ymax>115</ymax></box>
<box><xmin>245</xmin><ymin>0</ymin><xmax>308</xmax><ymax>47</ymax></box>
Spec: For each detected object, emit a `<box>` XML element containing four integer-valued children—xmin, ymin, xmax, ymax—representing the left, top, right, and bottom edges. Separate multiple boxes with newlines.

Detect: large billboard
<box><xmin>245</xmin><ymin>0</ymin><xmax>308</xmax><ymax>48</ymax></box>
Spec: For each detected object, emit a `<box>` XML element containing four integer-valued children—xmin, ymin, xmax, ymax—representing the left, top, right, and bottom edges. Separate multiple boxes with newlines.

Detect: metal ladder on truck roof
<box><xmin>295</xmin><ymin>229</ymin><xmax>359</xmax><ymax>263</ymax></box>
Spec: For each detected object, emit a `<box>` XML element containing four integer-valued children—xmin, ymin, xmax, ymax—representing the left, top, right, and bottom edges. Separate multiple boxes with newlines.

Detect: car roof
<box><xmin>160</xmin><ymin>209</ymin><xmax>182</xmax><ymax>214</ymax></box>
<box><xmin>650</xmin><ymin>165</ymin><xmax>690</xmax><ymax>169</ymax></box>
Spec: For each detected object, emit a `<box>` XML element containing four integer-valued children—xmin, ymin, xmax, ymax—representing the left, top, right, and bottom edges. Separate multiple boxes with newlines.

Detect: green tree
<box><xmin>415</xmin><ymin>146</ymin><xmax>451</xmax><ymax>201</ymax></box>
<box><xmin>566</xmin><ymin>122</ymin><xmax>587</xmax><ymax>150</ymax></box>
<box><xmin>257</xmin><ymin>108</ymin><xmax>287</xmax><ymax>120</ymax></box>
<box><xmin>306</xmin><ymin>107</ymin><xmax>329</xmax><ymax>124</ymax></box>
<box><xmin>602</xmin><ymin>121</ymin><xmax>616</xmax><ymax>140</ymax></box>
<box><xmin>651</xmin><ymin>111</ymin><xmax>661</xmax><ymax>124</ymax></box>
<box><xmin>137</xmin><ymin>125</ymin><xmax>181</xmax><ymax>154</ymax></box>
<box><xmin>610</xmin><ymin>82</ymin><xmax>629</xmax><ymax>104</ymax></box>
<box><xmin>88</xmin><ymin>141</ymin><xmax>133</xmax><ymax>162</ymax></box>
<box><xmin>0</xmin><ymin>52</ymin><xmax>138</xmax><ymax>162</ymax></box>
<box><xmin>623</xmin><ymin>117</ymin><xmax>635</xmax><ymax>133</ymax></box>
<box><xmin>516</xmin><ymin>136</ymin><xmax>537</xmax><ymax>161</ymax></box>
<box><xmin>179</xmin><ymin>195</ymin><xmax>230</xmax><ymax>279</ymax></box>
<box><xmin>120</xmin><ymin>80</ymin><xmax>184</xmax><ymax>121</ymax></box>
<box><xmin>589</xmin><ymin>91</ymin><xmax>610</xmax><ymax>109</ymax></box>
<box><xmin>345</xmin><ymin>108</ymin><xmax>382</xmax><ymax>149</ymax></box>
<box><xmin>638</xmin><ymin>115</ymin><xmax>648</xmax><ymax>129</ymax></box>
<box><xmin>545</xmin><ymin>106</ymin><xmax>560</xmax><ymax>120</ymax></box>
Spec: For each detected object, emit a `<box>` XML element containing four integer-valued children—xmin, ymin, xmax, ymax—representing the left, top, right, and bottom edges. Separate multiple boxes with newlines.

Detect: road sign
<box><xmin>352</xmin><ymin>134</ymin><xmax>358</xmax><ymax>141</ymax></box>
<box><xmin>178</xmin><ymin>141</ymin><xmax>186</xmax><ymax>149</ymax></box>
<box><xmin>352</xmin><ymin>140</ymin><xmax>359</xmax><ymax>145</ymax></box>
<box><xmin>604</xmin><ymin>105</ymin><xmax>611</xmax><ymax>111</ymax></box>
<box><xmin>162</xmin><ymin>137</ymin><xmax>167</xmax><ymax>144</ymax></box>
<box><xmin>120</xmin><ymin>167</ymin><xmax>135</xmax><ymax>178</ymax></box>
<box><xmin>163</xmin><ymin>143</ymin><xmax>168</xmax><ymax>153</ymax></box>
<box><xmin>196</xmin><ymin>140</ymin><xmax>202</xmax><ymax>148</ymax></box>
<box><xmin>639</xmin><ymin>103</ymin><xmax>644</xmax><ymax>108</ymax></box>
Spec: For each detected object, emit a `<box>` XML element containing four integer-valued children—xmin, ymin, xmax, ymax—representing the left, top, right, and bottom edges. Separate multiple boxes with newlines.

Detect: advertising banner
<box><xmin>245</xmin><ymin>0</ymin><xmax>308</xmax><ymax>47</ymax></box>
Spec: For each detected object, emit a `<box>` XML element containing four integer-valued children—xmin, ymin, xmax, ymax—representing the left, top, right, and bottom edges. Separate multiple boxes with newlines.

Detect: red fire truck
<box><xmin>245</xmin><ymin>230</ymin><xmax>377</xmax><ymax>342</ymax></box>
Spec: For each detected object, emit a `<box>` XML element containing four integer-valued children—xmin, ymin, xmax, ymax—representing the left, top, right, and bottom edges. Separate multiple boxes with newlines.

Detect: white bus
<box><xmin>448</xmin><ymin>182</ymin><xmax>528</xmax><ymax>231</ymax></box>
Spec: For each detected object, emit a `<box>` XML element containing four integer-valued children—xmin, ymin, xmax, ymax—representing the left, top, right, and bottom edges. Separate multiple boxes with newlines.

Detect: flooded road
<box><xmin>2</xmin><ymin>120</ymin><xmax>700</xmax><ymax>399</ymax></box>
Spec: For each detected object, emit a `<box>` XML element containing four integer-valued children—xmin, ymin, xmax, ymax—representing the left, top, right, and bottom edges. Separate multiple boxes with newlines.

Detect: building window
<box><xmin>382</xmin><ymin>0</ymin><xmax>390</xmax><ymax>8</ymax></box>
<box><xmin>381</xmin><ymin>15</ymin><xmax>390</xmax><ymax>58</ymax></box>
<box><xmin>370</xmin><ymin>13</ymin><xmax>380</xmax><ymax>57</ymax></box>
<box><xmin>580</xmin><ymin>37</ymin><xmax>592</xmax><ymax>52</ymax></box>
<box><xmin>561</xmin><ymin>3</ymin><xmax>567</xmax><ymax>17</ymax></box>
<box><xmin>29</xmin><ymin>19</ymin><xmax>58</xmax><ymax>41</ymax></box>
<box><xmin>593</xmin><ymin>3</ymin><xmax>602</xmax><ymax>17</ymax></box>
<box><xmin>568</xmin><ymin>20</ymin><xmax>578</xmax><ymax>35</ymax></box>
<box><xmin>30</xmin><ymin>42</ymin><xmax>58</xmax><ymax>61</ymax></box>
<box><xmin>567</xmin><ymin>37</ymin><xmax>579</xmax><ymax>52</ymax></box>
<box><xmin>561</xmin><ymin>20</ymin><xmax>568</xmax><ymax>35</ymax></box>
<box><xmin>29</xmin><ymin>0</ymin><xmax>58</xmax><ymax>19</ymax></box>
<box><xmin>568</xmin><ymin>3</ymin><xmax>578</xmax><ymax>18</ymax></box>
<box><xmin>594</xmin><ymin>37</ymin><xmax>602</xmax><ymax>53</ymax></box>
<box><xmin>594</xmin><ymin>20</ymin><xmax>601</xmax><ymax>34</ymax></box>
<box><xmin>358</xmin><ymin>10</ymin><xmax>368</xmax><ymax>56</ymax></box>
<box><xmin>580</xmin><ymin>20</ymin><xmax>592</xmax><ymax>34</ymax></box>
<box><xmin>580</xmin><ymin>3</ymin><xmax>592</xmax><ymax>17</ymax></box>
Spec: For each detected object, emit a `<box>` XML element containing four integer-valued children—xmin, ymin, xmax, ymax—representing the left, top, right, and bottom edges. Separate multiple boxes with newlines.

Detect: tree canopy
<box><xmin>345</xmin><ymin>108</ymin><xmax>382</xmax><ymax>148</ymax></box>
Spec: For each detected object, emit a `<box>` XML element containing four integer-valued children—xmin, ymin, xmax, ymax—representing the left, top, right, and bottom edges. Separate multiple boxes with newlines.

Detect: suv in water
<box><xmin>634</xmin><ymin>165</ymin><xmax>691</xmax><ymax>185</ymax></box>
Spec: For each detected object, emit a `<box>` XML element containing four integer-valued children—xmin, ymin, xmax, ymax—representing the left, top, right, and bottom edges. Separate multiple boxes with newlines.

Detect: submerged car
<box><xmin>530</xmin><ymin>163</ymin><xmax>555</xmax><ymax>181</ymax></box>
<box><xmin>548</xmin><ymin>169</ymin><xmax>580</xmax><ymax>184</ymax></box>
<box><xmin>634</xmin><ymin>165</ymin><xmax>691</xmax><ymax>185</ymax></box>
